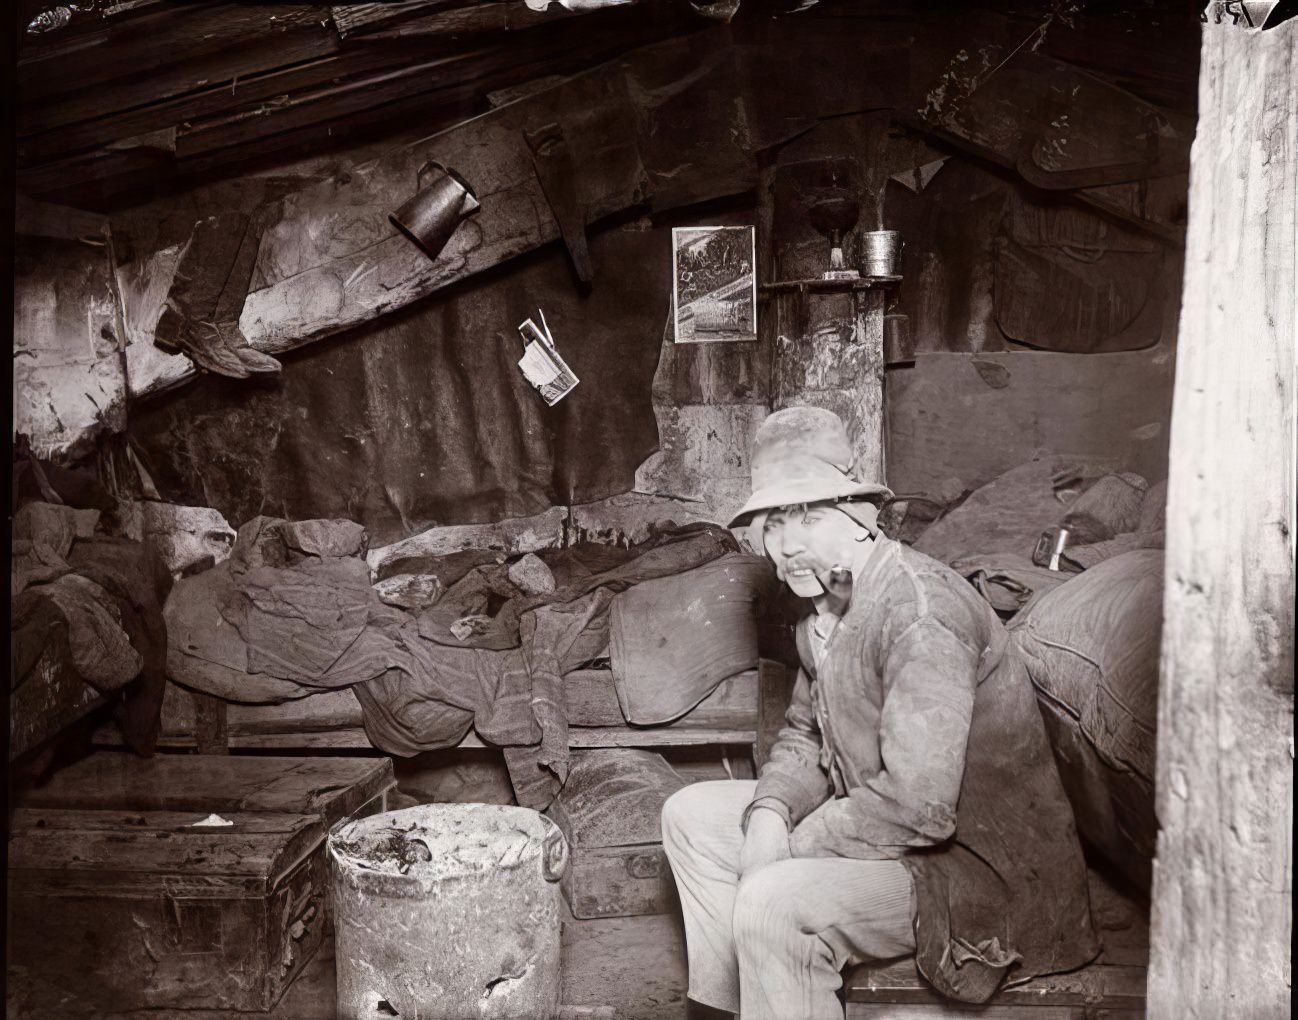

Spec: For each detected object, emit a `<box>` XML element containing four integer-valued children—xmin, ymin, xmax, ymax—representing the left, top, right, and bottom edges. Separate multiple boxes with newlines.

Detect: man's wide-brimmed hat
<box><xmin>728</xmin><ymin>406</ymin><xmax>892</xmax><ymax>528</ymax></box>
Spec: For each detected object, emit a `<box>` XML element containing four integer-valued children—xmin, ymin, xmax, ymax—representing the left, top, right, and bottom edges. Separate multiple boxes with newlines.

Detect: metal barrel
<box><xmin>329</xmin><ymin>803</ymin><xmax>567</xmax><ymax>1020</ymax></box>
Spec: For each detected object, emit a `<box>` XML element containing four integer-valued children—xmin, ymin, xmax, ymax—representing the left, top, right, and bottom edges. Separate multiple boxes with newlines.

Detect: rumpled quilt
<box><xmin>166</xmin><ymin>516</ymin><xmax>738</xmax><ymax>807</ymax></box>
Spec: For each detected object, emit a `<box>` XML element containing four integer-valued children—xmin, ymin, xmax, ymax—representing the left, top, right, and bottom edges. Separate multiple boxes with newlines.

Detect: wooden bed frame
<box><xmin>96</xmin><ymin>660</ymin><xmax>795</xmax><ymax>768</ymax></box>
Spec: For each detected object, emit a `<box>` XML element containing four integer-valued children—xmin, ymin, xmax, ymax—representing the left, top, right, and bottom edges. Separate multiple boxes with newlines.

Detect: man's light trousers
<box><xmin>661</xmin><ymin>780</ymin><xmax>916</xmax><ymax>1020</ymax></box>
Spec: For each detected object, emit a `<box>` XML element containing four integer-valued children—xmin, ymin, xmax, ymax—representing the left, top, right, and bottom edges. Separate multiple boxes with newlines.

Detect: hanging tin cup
<box><xmin>389</xmin><ymin>161</ymin><xmax>481</xmax><ymax>262</ymax></box>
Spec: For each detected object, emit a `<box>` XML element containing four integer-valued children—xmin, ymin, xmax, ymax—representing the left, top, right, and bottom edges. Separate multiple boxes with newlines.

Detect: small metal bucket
<box><xmin>862</xmin><ymin>229</ymin><xmax>901</xmax><ymax>276</ymax></box>
<box><xmin>389</xmin><ymin>160</ymin><xmax>481</xmax><ymax>262</ymax></box>
<box><xmin>330</xmin><ymin>804</ymin><xmax>567</xmax><ymax>1019</ymax></box>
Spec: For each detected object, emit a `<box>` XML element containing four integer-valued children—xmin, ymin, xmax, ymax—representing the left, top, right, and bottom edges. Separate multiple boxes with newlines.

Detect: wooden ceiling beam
<box><xmin>20</xmin><ymin>42</ymin><xmax>468</xmax><ymax>166</ymax></box>
<box><xmin>17</xmin><ymin>1</ymin><xmax>690</xmax><ymax>205</ymax></box>
<box><xmin>18</xmin><ymin>5</ymin><xmax>332</xmax><ymax>108</ymax></box>
<box><xmin>17</xmin><ymin>7</ymin><xmax>692</xmax><ymax>205</ymax></box>
<box><xmin>18</xmin><ymin>0</ymin><xmax>667</xmax><ymax>143</ymax></box>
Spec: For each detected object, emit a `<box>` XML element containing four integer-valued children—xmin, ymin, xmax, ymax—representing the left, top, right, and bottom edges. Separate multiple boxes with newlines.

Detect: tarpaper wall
<box><xmin>129</xmin><ymin>227</ymin><xmax>670</xmax><ymax>546</ymax></box>
<box><xmin>19</xmin><ymin>10</ymin><xmax>1194</xmax><ymax>545</ymax></box>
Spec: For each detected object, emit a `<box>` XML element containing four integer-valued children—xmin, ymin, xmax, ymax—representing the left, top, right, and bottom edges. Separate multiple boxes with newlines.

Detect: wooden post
<box><xmin>850</xmin><ymin>287</ymin><xmax>887</xmax><ymax>483</ymax></box>
<box><xmin>1148</xmin><ymin>16</ymin><xmax>1295</xmax><ymax>1019</ymax></box>
<box><xmin>767</xmin><ymin>283</ymin><xmax>890</xmax><ymax>485</ymax></box>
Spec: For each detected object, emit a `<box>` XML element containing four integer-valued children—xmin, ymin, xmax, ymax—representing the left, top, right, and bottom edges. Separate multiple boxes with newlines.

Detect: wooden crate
<box><xmin>844</xmin><ymin>957</ymin><xmax>1146</xmax><ymax>1019</ymax></box>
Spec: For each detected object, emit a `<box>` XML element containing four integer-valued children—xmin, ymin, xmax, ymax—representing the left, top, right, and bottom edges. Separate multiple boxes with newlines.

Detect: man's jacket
<box><xmin>753</xmin><ymin>537</ymin><xmax>1099</xmax><ymax>1003</ymax></box>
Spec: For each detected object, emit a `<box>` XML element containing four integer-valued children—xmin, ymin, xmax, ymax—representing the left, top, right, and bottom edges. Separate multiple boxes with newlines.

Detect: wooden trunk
<box><xmin>560</xmin><ymin>843</ymin><xmax>680</xmax><ymax>921</ymax></box>
<box><xmin>18</xmin><ymin>751</ymin><xmax>395</xmax><ymax>824</ymax></box>
<box><xmin>547</xmin><ymin>749</ymin><xmax>688</xmax><ymax>919</ymax></box>
<box><xmin>8</xmin><ymin>809</ymin><xmax>328</xmax><ymax>1013</ymax></box>
<box><xmin>9</xmin><ymin>753</ymin><xmax>395</xmax><ymax>1014</ymax></box>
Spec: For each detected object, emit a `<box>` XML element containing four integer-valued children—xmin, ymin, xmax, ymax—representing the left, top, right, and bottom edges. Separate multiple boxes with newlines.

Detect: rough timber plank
<box><xmin>330</xmin><ymin>1</ymin><xmax>449</xmax><ymax>38</ymax></box>
<box><xmin>19</xmin><ymin>42</ymin><xmax>438</xmax><ymax>166</ymax></box>
<box><xmin>157</xmin><ymin>671</ymin><xmax>755</xmax><ymax>737</ymax></box>
<box><xmin>116</xmin><ymin>31</ymin><xmax>750</xmax><ymax>398</ymax></box>
<box><xmin>9</xmin><ymin>808</ymin><xmax>323</xmax><ymax>880</ymax></box>
<box><xmin>19</xmin><ymin>8</ymin><xmax>691</xmax><ymax>206</ymax></box>
<box><xmin>147</xmin><ymin>726</ymin><xmax>757</xmax><ymax>752</ymax></box>
<box><xmin>770</xmin><ymin>288</ymin><xmax>887</xmax><ymax>485</ymax></box>
<box><xmin>845</xmin><ymin>957</ymin><xmax>1146</xmax><ymax>1011</ymax></box>
<box><xmin>19</xmin><ymin>752</ymin><xmax>394</xmax><ymax>826</ymax></box>
<box><xmin>17</xmin><ymin>5</ymin><xmax>333</xmax><ymax>128</ymax></box>
<box><xmin>1147</xmin><ymin>16</ymin><xmax>1295</xmax><ymax>1020</ymax></box>
<box><xmin>566</xmin><ymin>669</ymin><xmax>758</xmax><ymax>729</ymax></box>
<box><xmin>488</xmin><ymin>727</ymin><xmax>757</xmax><ymax>749</ymax></box>
<box><xmin>13</xmin><ymin>218</ymin><xmax>128</xmax><ymax>461</ymax></box>
<box><xmin>233</xmin><ymin>59</ymin><xmax>644</xmax><ymax>358</ymax></box>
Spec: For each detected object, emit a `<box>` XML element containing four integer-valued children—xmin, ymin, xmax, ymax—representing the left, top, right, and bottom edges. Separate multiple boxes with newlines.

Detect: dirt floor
<box><xmin>5</xmin><ymin>904</ymin><xmax>689</xmax><ymax>1020</ymax></box>
<box><xmin>561</xmin><ymin>901</ymin><xmax>691</xmax><ymax>1020</ymax></box>
<box><xmin>8</xmin><ymin>870</ymin><xmax>1148</xmax><ymax>1020</ymax></box>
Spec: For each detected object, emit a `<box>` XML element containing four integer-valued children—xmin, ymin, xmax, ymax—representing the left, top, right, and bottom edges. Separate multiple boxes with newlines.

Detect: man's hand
<box><xmin>739</xmin><ymin>806</ymin><xmax>791</xmax><ymax>878</ymax></box>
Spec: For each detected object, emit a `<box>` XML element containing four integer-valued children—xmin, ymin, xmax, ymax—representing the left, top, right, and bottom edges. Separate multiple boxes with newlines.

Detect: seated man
<box><xmin>662</xmin><ymin>407</ymin><xmax>1097</xmax><ymax>1020</ymax></box>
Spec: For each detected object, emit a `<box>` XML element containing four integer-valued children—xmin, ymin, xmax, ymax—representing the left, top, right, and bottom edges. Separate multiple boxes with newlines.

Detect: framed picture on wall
<box><xmin>672</xmin><ymin>226</ymin><xmax>758</xmax><ymax>344</ymax></box>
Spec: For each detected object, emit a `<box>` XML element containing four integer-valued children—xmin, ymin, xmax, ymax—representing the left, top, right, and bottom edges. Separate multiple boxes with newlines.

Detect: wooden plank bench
<box><xmin>845</xmin><ymin>865</ymin><xmax>1149</xmax><ymax>1020</ymax></box>
<box><xmin>97</xmin><ymin>661</ymin><xmax>794</xmax><ymax>768</ymax></box>
<box><xmin>844</xmin><ymin>958</ymin><xmax>1146</xmax><ymax>1019</ymax></box>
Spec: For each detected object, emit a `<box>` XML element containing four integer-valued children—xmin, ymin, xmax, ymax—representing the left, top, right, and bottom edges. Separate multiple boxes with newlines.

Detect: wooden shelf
<box><xmin>100</xmin><ymin>661</ymin><xmax>790</xmax><ymax>760</ymax></box>
<box><xmin>759</xmin><ymin>276</ymin><xmax>901</xmax><ymax>295</ymax></box>
<box><xmin>469</xmin><ymin>727</ymin><xmax>758</xmax><ymax>749</ymax></box>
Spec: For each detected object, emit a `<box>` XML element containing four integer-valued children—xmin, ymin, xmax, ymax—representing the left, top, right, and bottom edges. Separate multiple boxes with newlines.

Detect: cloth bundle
<box><xmin>912</xmin><ymin>461</ymin><xmax>1167</xmax><ymax>618</ymax></box>
<box><xmin>1008</xmin><ymin>550</ymin><xmax>1163</xmax><ymax>888</ymax></box>
<box><xmin>11</xmin><ymin>501</ymin><xmax>171</xmax><ymax>757</ymax></box>
<box><xmin>165</xmin><ymin>517</ymin><xmax>741</xmax><ymax>808</ymax></box>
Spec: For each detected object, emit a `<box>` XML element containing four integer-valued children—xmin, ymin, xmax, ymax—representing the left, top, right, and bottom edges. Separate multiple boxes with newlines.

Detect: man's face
<box><xmin>762</xmin><ymin>503</ymin><xmax>859</xmax><ymax>598</ymax></box>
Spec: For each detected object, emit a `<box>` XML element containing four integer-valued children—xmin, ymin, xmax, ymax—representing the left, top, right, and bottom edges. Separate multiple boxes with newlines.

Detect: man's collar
<box><xmin>850</xmin><ymin>531</ymin><xmax>888</xmax><ymax>580</ymax></box>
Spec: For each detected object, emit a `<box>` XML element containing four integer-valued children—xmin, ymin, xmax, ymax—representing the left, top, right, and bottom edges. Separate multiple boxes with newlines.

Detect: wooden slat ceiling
<box><xmin>15</xmin><ymin>0</ymin><xmax>700</xmax><ymax>208</ymax></box>
<box><xmin>15</xmin><ymin>0</ymin><xmax>1199</xmax><ymax>210</ymax></box>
